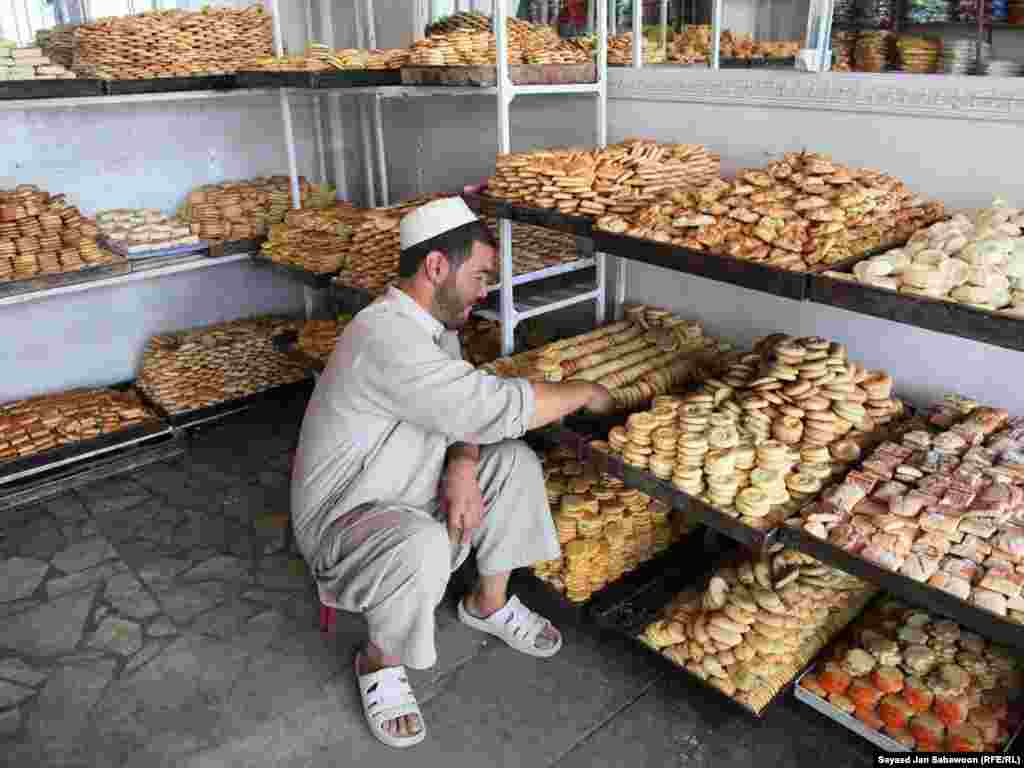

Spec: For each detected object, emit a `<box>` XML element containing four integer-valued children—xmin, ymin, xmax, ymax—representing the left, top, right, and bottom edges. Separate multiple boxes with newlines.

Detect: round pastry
<box><xmin>910</xmin><ymin>712</ymin><xmax>947</xmax><ymax>749</ymax></box>
<box><xmin>873</xmin><ymin>666</ymin><xmax>905</xmax><ymax>694</ymax></box>
<box><xmin>903</xmin><ymin>645</ymin><xmax>938</xmax><ymax>676</ymax></box>
<box><xmin>903</xmin><ymin>677</ymin><xmax>935</xmax><ymax>713</ymax></box>
<box><xmin>879</xmin><ymin>694</ymin><xmax>915</xmax><ymax>730</ymax></box>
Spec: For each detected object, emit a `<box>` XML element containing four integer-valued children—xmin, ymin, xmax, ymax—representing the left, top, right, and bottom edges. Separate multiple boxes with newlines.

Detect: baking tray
<box><xmin>0</xmin><ymin>430</ymin><xmax>186</xmax><ymax>514</ymax></box>
<box><xmin>400</xmin><ymin>63</ymin><xmax>596</xmax><ymax>87</ymax></box>
<box><xmin>102</xmin><ymin>238</ymin><xmax>209</xmax><ymax>263</ymax></box>
<box><xmin>591</xmin><ymin>231</ymin><xmax>810</xmax><ymax>301</ymax></box>
<box><xmin>103</xmin><ymin>75</ymin><xmax>236</xmax><ymax>95</ymax></box>
<box><xmin>777</xmin><ymin>524</ymin><xmax>1024</xmax><ymax>652</ymax></box>
<box><xmin>234</xmin><ymin>69</ymin><xmax>401</xmax><ymax>89</ymax></box>
<box><xmin>0</xmin><ymin>261</ymin><xmax>131</xmax><ymax>300</ymax></box>
<box><xmin>809</xmin><ymin>270</ymin><xmax>1024</xmax><ymax>354</ymax></box>
<box><xmin>0</xmin><ymin>392</ymin><xmax>171</xmax><ymax>488</ymax></box>
<box><xmin>795</xmin><ymin>664</ymin><xmax>1024</xmax><ymax>753</ymax></box>
<box><xmin>249</xmin><ymin>253</ymin><xmax>338</xmax><ymax>288</ymax></box>
<box><xmin>465</xmin><ymin>193</ymin><xmax>595</xmax><ymax>239</ymax></box>
<box><xmin>143</xmin><ymin>378</ymin><xmax>314</xmax><ymax>430</ymax></box>
<box><xmin>207</xmin><ymin>238</ymin><xmax>266</xmax><ymax>258</ymax></box>
<box><xmin>0</xmin><ymin>78</ymin><xmax>105</xmax><ymax>100</ymax></box>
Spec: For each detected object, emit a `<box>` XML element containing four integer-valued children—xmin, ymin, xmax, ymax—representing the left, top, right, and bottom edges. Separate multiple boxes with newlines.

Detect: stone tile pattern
<box><xmin>0</xmin><ymin>400</ymin><xmax>876</xmax><ymax>768</ymax></box>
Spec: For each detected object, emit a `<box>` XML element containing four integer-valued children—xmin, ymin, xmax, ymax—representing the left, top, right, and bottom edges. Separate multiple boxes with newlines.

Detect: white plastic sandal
<box><xmin>457</xmin><ymin>595</ymin><xmax>563</xmax><ymax>658</ymax></box>
<box><xmin>354</xmin><ymin>653</ymin><xmax>426</xmax><ymax>749</ymax></box>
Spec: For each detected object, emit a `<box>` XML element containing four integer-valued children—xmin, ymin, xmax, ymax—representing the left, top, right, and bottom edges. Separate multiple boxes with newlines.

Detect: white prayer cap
<box><xmin>400</xmin><ymin>197</ymin><xmax>479</xmax><ymax>251</ymax></box>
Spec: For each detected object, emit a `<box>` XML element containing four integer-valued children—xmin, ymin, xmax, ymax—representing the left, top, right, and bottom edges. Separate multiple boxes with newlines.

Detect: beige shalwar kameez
<box><xmin>291</xmin><ymin>287</ymin><xmax>560</xmax><ymax>669</ymax></box>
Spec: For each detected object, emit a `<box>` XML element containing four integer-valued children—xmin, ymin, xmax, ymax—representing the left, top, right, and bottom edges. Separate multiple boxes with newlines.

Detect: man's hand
<box><xmin>442</xmin><ymin>458</ymin><xmax>484</xmax><ymax>547</ymax></box>
<box><xmin>584</xmin><ymin>383</ymin><xmax>615</xmax><ymax>416</ymax></box>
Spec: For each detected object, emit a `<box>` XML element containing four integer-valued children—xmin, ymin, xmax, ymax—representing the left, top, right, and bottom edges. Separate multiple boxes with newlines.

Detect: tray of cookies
<box><xmin>784</xmin><ymin>399</ymin><xmax>1024</xmax><ymax>650</ymax></box>
<box><xmin>614</xmin><ymin>546</ymin><xmax>878</xmax><ymax>716</ymax></box>
<box><xmin>136</xmin><ymin>315</ymin><xmax>313</xmax><ymax>429</ymax></box>
<box><xmin>795</xmin><ymin>594</ymin><xmax>1024</xmax><ymax>752</ymax></box>
<box><xmin>810</xmin><ymin>204</ymin><xmax>1024</xmax><ymax>353</ymax></box>
<box><xmin>0</xmin><ymin>384</ymin><xmax>170</xmax><ymax>486</ymax></box>
<box><xmin>96</xmin><ymin>208</ymin><xmax>205</xmax><ymax>261</ymax></box>
<box><xmin>528</xmin><ymin>442</ymin><xmax>701</xmax><ymax>610</ymax></box>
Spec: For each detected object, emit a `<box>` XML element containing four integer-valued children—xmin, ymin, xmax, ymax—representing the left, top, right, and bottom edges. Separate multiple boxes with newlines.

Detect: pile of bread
<box><xmin>669</xmin><ymin>27</ymin><xmax>800</xmax><ymax>64</ymax></box>
<box><xmin>798</xmin><ymin>394</ymin><xmax>1024</xmax><ymax>624</ymax></box>
<box><xmin>245</xmin><ymin>44</ymin><xmax>410</xmax><ymax>72</ymax></box>
<box><xmin>596</xmin><ymin>150</ymin><xmax>946</xmax><ymax>272</ymax></box>
<box><xmin>261</xmin><ymin>204</ymin><xmax>361</xmax><ymax>274</ymax></box>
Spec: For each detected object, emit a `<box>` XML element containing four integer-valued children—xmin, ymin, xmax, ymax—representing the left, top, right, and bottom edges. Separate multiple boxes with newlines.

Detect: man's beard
<box><xmin>433</xmin><ymin>275</ymin><xmax>469</xmax><ymax>330</ymax></box>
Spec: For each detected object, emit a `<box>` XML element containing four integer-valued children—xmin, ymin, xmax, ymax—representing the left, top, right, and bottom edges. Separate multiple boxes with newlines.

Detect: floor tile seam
<box><xmin>545</xmin><ymin>677</ymin><xmax>659</xmax><ymax>768</ymax></box>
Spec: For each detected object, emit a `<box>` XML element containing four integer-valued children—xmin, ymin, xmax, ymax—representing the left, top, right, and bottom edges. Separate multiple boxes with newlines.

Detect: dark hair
<box><xmin>398</xmin><ymin>219</ymin><xmax>497</xmax><ymax>279</ymax></box>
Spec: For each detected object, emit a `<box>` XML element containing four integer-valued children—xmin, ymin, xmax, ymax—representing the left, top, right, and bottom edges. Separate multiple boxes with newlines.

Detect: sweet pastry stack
<box><xmin>597</xmin><ymin>150</ymin><xmax>945</xmax><ymax>270</ymax></box>
<box><xmin>487</xmin><ymin>139</ymin><xmax>721</xmax><ymax>219</ymax></box>
<box><xmin>296</xmin><ymin>317</ymin><xmax>351</xmax><ymax>363</ymax></box>
<box><xmin>35</xmin><ymin>26</ymin><xmax>77</xmax><ymax>69</ymax></box>
<box><xmin>533</xmin><ymin>445</ymin><xmax>693</xmax><ymax>602</ymax></box>
<box><xmin>607</xmin><ymin>33</ymin><xmax>666</xmax><ymax>65</ymax></box>
<box><xmin>639</xmin><ymin>548</ymin><xmax>876</xmax><ymax>711</ymax></box>
<box><xmin>96</xmin><ymin>209</ymin><xmax>199</xmax><ymax>254</ymax></box>
<box><xmin>668</xmin><ymin>26</ymin><xmax>800</xmax><ymax>64</ymax></box>
<box><xmin>799</xmin><ymin>596</ymin><xmax>1022</xmax><ymax>751</ymax></box>
<box><xmin>832</xmin><ymin>30</ymin><xmax>858</xmax><ymax>71</ymax></box>
<box><xmin>480</xmin><ymin>309</ymin><xmax>726</xmax><ymax>413</ymax></box>
<box><xmin>260</xmin><ymin>204</ymin><xmax>359</xmax><ymax>274</ymax></box>
<box><xmin>409</xmin><ymin>13</ymin><xmax>589</xmax><ymax>66</ymax></box>
<box><xmin>0</xmin><ymin>41</ymin><xmax>77</xmax><ymax>80</ymax></box>
<box><xmin>0</xmin><ymin>387</ymin><xmax>156</xmax><ymax>462</ymax></box>
<box><xmin>855</xmin><ymin>31</ymin><xmax>895</xmax><ymax>72</ymax></box>
<box><xmin>332</xmin><ymin>196</ymin><xmax>439</xmax><ymax>294</ymax></box>
<box><xmin>136</xmin><ymin>316</ymin><xmax>308</xmax><ymax>414</ymax></box>
<box><xmin>72</xmin><ymin>6</ymin><xmax>273</xmax><ymax>79</ymax></box>
<box><xmin>0</xmin><ymin>185</ymin><xmax>118</xmax><ymax>282</ymax></box>
<box><xmin>896</xmin><ymin>36</ymin><xmax>942</xmax><ymax>73</ymax></box>
<box><xmin>245</xmin><ymin>44</ymin><xmax>410</xmax><ymax>72</ymax></box>
<box><xmin>797</xmin><ymin>398</ymin><xmax>1024</xmax><ymax>623</ymax></box>
<box><xmin>600</xmin><ymin>330</ymin><xmax>910</xmax><ymax>529</ymax></box>
<box><xmin>824</xmin><ymin>200</ymin><xmax>1024</xmax><ymax>317</ymax></box>
<box><xmin>177</xmin><ymin>176</ymin><xmax>318</xmax><ymax>242</ymax></box>
<box><xmin>528</xmin><ymin>309</ymin><xmax>726</xmax><ymax>411</ymax></box>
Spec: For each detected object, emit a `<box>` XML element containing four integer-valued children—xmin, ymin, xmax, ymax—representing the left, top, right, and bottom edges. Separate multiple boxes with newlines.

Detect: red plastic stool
<box><xmin>319</xmin><ymin>604</ymin><xmax>338</xmax><ymax>634</ymax></box>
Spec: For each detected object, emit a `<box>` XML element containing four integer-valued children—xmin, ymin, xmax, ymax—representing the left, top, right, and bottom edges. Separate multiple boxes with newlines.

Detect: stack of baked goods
<box><xmin>797</xmin><ymin>396</ymin><xmax>1024</xmax><ymax>624</ymax></box>
<box><xmin>409</xmin><ymin>13</ymin><xmax>589</xmax><ymax>66</ymax></box>
<box><xmin>798</xmin><ymin>596</ymin><xmax>1022</xmax><ymax>751</ymax></box>
<box><xmin>35</xmin><ymin>25</ymin><xmax>77</xmax><ymax>70</ymax></box>
<box><xmin>0</xmin><ymin>184</ymin><xmax>118</xmax><ymax>282</ymax></box>
<box><xmin>136</xmin><ymin>316</ymin><xmax>308</xmax><ymax>415</ymax></box>
<box><xmin>480</xmin><ymin>216</ymin><xmax>586</xmax><ymax>276</ymax></box>
<box><xmin>260</xmin><ymin>204</ymin><xmax>360</xmax><ymax>274</ymax></box>
<box><xmin>534</xmin><ymin>444</ymin><xmax>694</xmax><ymax>602</ymax></box>
<box><xmin>245</xmin><ymin>44</ymin><xmax>410</xmax><ymax>72</ymax></box>
<box><xmin>668</xmin><ymin>26</ymin><xmax>800</xmax><ymax>64</ymax></box>
<box><xmin>480</xmin><ymin>308</ymin><xmax>727</xmax><ymax>412</ymax></box>
<box><xmin>71</xmin><ymin>5</ymin><xmax>272</xmax><ymax>79</ymax></box>
<box><xmin>332</xmin><ymin>196</ymin><xmax>441</xmax><ymax>295</ymax></box>
<box><xmin>0</xmin><ymin>387</ymin><xmax>157</xmax><ymax>462</ymax></box>
<box><xmin>599</xmin><ymin>330</ymin><xmax>912</xmax><ymax>529</ymax></box>
<box><xmin>525</xmin><ymin>308</ymin><xmax>727</xmax><ymax>411</ymax></box>
<box><xmin>0</xmin><ymin>41</ymin><xmax>77</xmax><ymax>80</ymax></box>
<box><xmin>639</xmin><ymin>547</ymin><xmax>877</xmax><ymax>711</ymax></box>
<box><xmin>824</xmin><ymin>200</ymin><xmax>1024</xmax><ymax>317</ymax></box>
<box><xmin>596</xmin><ymin>150</ymin><xmax>945</xmax><ymax>271</ymax></box>
<box><xmin>296</xmin><ymin>316</ymin><xmax>351</xmax><ymax>363</ymax></box>
<box><xmin>95</xmin><ymin>209</ymin><xmax>199</xmax><ymax>254</ymax></box>
<box><xmin>487</xmin><ymin>139</ymin><xmax>721</xmax><ymax>218</ymax></box>
<box><xmin>178</xmin><ymin>176</ymin><xmax>322</xmax><ymax>242</ymax></box>
<box><xmin>606</xmin><ymin>33</ymin><xmax>666</xmax><ymax>65</ymax></box>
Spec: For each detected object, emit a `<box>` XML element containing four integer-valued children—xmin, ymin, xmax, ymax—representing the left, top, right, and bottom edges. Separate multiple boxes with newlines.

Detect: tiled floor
<box><xmin>0</xmin><ymin>400</ymin><xmax>877</xmax><ymax>768</ymax></box>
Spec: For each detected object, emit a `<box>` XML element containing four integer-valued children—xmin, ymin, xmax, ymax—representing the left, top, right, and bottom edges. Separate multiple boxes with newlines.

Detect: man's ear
<box><xmin>422</xmin><ymin>250</ymin><xmax>449</xmax><ymax>285</ymax></box>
